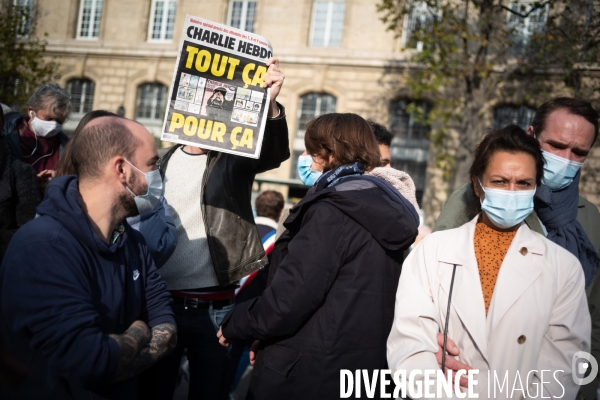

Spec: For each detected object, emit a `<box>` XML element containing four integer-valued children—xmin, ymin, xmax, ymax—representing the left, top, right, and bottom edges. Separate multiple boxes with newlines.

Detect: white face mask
<box><xmin>124</xmin><ymin>159</ymin><xmax>164</xmax><ymax>215</ymax></box>
<box><xmin>29</xmin><ymin>111</ymin><xmax>61</xmax><ymax>138</ymax></box>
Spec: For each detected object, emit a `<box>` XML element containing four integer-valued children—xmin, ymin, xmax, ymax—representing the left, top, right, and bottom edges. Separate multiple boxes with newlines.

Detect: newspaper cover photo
<box><xmin>161</xmin><ymin>15</ymin><xmax>274</xmax><ymax>158</ymax></box>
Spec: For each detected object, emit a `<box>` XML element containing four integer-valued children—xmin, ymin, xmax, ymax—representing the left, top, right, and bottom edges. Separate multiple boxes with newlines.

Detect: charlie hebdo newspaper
<box><xmin>160</xmin><ymin>15</ymin><xmax>273</xmax><ymax>158</ymax></box>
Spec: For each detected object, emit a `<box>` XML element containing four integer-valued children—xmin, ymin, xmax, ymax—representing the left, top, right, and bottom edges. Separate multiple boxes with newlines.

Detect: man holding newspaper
<box><xmin>133</xmin><ymin>16</ymin><xmax>291</xmax><ymax>400</ymax></box>
<box><xmin>141</xmin><ymin>56</ymin><xmax>288</xmax><ymax>400</ymax></box>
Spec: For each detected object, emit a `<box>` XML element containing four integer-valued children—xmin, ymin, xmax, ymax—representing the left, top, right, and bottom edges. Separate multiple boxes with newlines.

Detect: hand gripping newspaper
<box><xmin>161</xmin><ymin>15</ymin><xmax>274</xmax><ymax>158</ymax></box>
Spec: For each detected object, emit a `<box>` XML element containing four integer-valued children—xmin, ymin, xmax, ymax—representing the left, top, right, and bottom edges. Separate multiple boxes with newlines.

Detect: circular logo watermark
<box><xmin>572</xmin><ymin>351</ymin><xmax>598</xmax><ymax>385</ymax></box>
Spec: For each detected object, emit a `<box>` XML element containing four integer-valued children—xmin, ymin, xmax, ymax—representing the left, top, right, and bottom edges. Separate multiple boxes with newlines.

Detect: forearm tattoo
<box><xmin>109</xmin><ymin>323</ymin><xmax>177</xmax><ymax>384</ymax></box>
<box><xmin>108</xmin><ymin>321</ymin><xmax>150</xmax><ymax>381</ymax></box>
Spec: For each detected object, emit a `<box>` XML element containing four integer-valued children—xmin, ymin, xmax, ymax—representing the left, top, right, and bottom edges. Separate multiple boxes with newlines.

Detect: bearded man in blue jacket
<box><xmin>0</xmin><ymin>115</ymin><xmax>177</xmax><ymax>399</ymax></box>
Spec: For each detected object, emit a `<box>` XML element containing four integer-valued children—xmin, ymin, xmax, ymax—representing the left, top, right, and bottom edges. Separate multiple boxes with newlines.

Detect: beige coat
<box><xmin>387</xmin><ymin>215</ymin><xmax>591</xmax><ymax>399</ymax></box>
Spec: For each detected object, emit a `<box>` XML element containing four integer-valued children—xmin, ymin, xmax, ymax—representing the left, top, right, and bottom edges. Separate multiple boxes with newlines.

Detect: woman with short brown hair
<box><xmin>218</xmin><ymin>113</ymin><xmax>419</xmax><ymax>400</ymax></box>
<box><xmin>304</xmin><ymin>112</ymin><xmax>381</xmax><ymax>173</ymax></box>
<box><xmin>387</xmin><ymin>125</ymin><xmax>590</xmax><ymax>399</ymax></box>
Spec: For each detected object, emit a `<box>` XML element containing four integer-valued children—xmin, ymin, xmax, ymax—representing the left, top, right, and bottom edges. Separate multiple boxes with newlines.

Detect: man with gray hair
<box><xmin>0</xmin><ymin>115</ymin><xmax>176</xmax><ymax>399</ymax></box>
<box><xmin>2</xmin><ymin>83</ymin><xmax>71</xmax><ymax>190</ymax></box>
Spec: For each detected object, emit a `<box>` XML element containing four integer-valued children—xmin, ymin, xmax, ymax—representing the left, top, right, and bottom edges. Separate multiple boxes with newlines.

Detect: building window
<box><xmin>493</xmin><ymin>105</ymin><xmax>536</xmax><ymax>130</ymax></box>
<box><xmin>291</xmin><ymin>93</ymin><xmax>337</xmax><ymax>179</ymax></box>
<box><xmin>136</xmin><ymin>83</ymin><xmax>167</xmax><ymax>121</ymax></box>
<box><xmin>67</xmin><ymin>79</ymin><xmax>95</xmax><ymax>115</ymax></box>
<box><xmin>402</xmin><ymin>1</ymin><xmax>435</xmax><ymax>51</ymax></box>
<box><xmin>136</xmin><ymin>83</ymin><xmax>168</xmax><ymax>138</ymax></box>
<box><xmin>389</xmin><ymin>99</ymin><xmax>431</xmax><ymax>203</ymax></box>
<box><xmin>227</xmin><ymin>1</ymin><xmax>257</xmax><ymax>33</ymax></box>
<box><xmin>148</xmin><ymin>0</ymin><xmax>177</xmax><ymax>42</ymax></box>
<box><xmin>14</xmin><ymin>0</ymin><xmax>33</xmax><ymax>36</ymax></box>
<box><xmin>76</xmin><ymin>0</ymin><xmax>103</xmax><ymax>39</ymax></box>
<box><xmin>309</xmin><ymin>1</ymin><xmax>345</xmax><ymax>47</ymax></box>
<box><xmin>506</xmin><ymin>1</ymin><xmax>548</xmax><ymax>54</ymax></box>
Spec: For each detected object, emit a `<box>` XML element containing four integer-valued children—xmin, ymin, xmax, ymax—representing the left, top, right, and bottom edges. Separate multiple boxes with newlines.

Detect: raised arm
<box><xmin>265</xmin><ymin>58</ymin><xmax>284</xmax><ymax>119</ymax></box>
<box><xmin>245</xmin><ymin>57</ymin><xmax>290</xmax><ymax>174</ymax></box>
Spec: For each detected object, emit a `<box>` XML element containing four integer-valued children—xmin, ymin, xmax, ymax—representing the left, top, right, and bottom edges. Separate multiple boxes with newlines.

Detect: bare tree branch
<box><xmin>497</xmin><ymin>1</ymin><xmax>552</xmax><ymax>18</ymax></box>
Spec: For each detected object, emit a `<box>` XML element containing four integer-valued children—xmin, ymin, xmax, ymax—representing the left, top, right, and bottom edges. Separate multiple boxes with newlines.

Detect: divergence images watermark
<box><xmin>340</xmin><ymin>354</ymin><xmax>598</xmax><ymax>399</ymax></box>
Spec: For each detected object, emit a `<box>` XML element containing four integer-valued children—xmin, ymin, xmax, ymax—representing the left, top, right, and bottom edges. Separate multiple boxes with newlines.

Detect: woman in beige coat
<box><xmin>387</xmin><ymin>125</ymin><xmax>591</xmax><ymax>400</ymax></box>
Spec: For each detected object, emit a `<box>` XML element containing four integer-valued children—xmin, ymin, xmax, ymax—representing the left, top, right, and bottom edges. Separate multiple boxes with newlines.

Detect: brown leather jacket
<box><xmin>158</xmin><ymin>106</ymin><xmax>289</xmax><ymax>286</ymax></box>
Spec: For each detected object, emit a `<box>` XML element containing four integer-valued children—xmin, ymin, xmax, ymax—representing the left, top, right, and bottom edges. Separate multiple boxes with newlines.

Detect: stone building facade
<box><xmin>20</xmin><ymin>0</ymin><xmax>600</xmax><ymax>221</ymax></box>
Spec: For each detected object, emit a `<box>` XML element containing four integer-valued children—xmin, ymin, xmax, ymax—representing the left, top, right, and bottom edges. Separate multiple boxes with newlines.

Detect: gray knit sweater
<box><xmin>159</xmin><ymin>148</ymin><xmax>219</xmax><ymax>290</ymax></box>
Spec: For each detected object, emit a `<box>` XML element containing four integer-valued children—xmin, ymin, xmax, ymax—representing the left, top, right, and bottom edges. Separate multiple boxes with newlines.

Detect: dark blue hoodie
<box><xmin>0</xmin><ymin>175</ymin><xmax>175</xmax><ymax>399</ymax></box>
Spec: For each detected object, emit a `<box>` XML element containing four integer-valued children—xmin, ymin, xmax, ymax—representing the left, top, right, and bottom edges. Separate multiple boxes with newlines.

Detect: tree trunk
<box><xmin>451</xmin><ymin>90</ymin><xmax>489</xmax><ymax>192</ymax></box>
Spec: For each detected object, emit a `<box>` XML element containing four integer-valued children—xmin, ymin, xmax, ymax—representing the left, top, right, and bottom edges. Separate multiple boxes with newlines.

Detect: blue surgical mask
<box><xmin>479</xmin><ymin>179</ymin><xmax>535</xmax><ymax>229</ymax></box>
<box><xmin>297</xmin><ymin>154</ymin><xmax>322</xmax><ymax>187</ymax></box>
<box><xmin>125</xmin><ymin>159</ymin><xmax>164</xmax><ymax>215</ymax></box>
<box><xmin>541</xmin><ymin>150</ymin><xmax>583</xmax><ymax>191</ymax></box>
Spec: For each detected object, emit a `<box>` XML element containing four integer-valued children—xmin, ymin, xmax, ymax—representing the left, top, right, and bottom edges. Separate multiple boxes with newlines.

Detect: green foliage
<box><xmin>377</xmin><ymin>0</ymin><xmax>600</xmax><ymax>180</ymax></box>
<box><xmin>0</xmin><ymin>0</ymin><xmax>59</xmax><ymax>109</ymax></box>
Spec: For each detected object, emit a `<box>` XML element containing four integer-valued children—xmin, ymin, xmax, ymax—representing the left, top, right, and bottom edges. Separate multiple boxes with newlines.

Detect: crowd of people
<box><xmin>0</xmin><ymin>57</ymin><xmax>599</xmax><ymax>400</ymax></box>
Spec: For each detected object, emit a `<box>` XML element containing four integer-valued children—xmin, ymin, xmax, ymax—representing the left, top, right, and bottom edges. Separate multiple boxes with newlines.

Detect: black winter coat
<box><xmin>0</xmin><ymin>137</ymin><xmax>40</xmax><ymax>260</ymax></box>
<box><xmin>221</xmin><ymin>178</ymin><xmax>419</xmax><ymax>400</ymax></box>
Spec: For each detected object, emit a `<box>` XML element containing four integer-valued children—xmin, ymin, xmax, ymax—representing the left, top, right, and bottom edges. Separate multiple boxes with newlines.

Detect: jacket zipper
<box><xmin>237</xmin><ymin>251</ymin><xmax>268</xmax><ymax>270</ymax></box>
